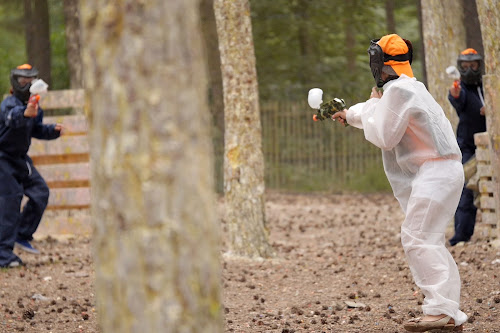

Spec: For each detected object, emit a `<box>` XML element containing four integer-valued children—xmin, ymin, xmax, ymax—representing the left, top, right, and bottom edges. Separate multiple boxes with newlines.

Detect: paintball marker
<box><xmin>308</xmin><ymin>88</ymin><xmax>348</xmax><ymax>125</ymax></box>
<box><xmin>28</xmin><ymin>79</ymin><xmax>49</xmax><ymax>105</ymax></box>
<box><xmin>446</xmin><ymin>66</ymin><xmax>460</xmax><ymax>89</ymax></box>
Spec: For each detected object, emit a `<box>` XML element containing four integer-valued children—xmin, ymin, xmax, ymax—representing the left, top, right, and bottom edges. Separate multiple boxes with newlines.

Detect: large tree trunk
<box><xmin>24</xmin><ymin>0</ymin><xmax>51</xmax><ymax>86</ymax></box>
<box><xmin>214</xmin><ymin>0</ymin><xmax>273</xmax><ymax>258</ymax></box>
<box><xmin>420</xmin><ymin>0</ymin><xmax>465</xmax><ymax>129</ymax></box>
<box><xmin>476</xmin><ymin>0</ymin><xmax>500</xmax><ymax>239</ymax></box>
<box><xmin>79</xmin><ymin>1</ymin><xmax>222</xmax><ymax>332</ymax></box>
<box><xmin>63</xmin><ymin>0</ymin><xmax>83</xmax><ymax>89</ymax></box>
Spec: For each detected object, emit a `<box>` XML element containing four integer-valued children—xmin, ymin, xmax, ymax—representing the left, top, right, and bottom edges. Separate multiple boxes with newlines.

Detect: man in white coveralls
<box><xmin>332</xmin><ymin>34</ymin><xmax>466</xmax><ymax>332</ymax></box>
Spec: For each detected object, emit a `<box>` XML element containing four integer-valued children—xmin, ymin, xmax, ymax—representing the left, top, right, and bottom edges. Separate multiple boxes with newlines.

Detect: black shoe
<box><xmin>449</xmin><ymin>236</ymin><xmax>470</xmax><ymax>246</ymax></box>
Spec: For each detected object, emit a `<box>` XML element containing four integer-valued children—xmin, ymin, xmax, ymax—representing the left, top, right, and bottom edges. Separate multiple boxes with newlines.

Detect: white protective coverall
<box><xmin>346</xmin><ymin>74</ymin><xmax>467</xmax><ymax>325</ymax></box>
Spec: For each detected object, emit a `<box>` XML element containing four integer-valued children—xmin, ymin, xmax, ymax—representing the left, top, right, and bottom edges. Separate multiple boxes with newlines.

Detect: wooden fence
<box><xmin>213</xmin><ymin>100</ymin><xmax>387</xmax><ymax>192</ymax></box>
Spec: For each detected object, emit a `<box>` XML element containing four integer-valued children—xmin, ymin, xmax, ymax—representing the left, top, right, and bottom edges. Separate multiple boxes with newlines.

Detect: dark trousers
<box><xmin>0</xmin><ymin>156</ymin><xmax>49</xmax><ymax>266</ymax></box>
<box><xmin>450</xmin><ymin>150</ymin><xmax>477</xmax><ymax>245</ymax></box>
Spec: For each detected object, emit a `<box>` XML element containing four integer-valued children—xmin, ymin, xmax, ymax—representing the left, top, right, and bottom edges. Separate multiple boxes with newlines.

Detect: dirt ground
<box><xmin>1</xmin><ymin>192</ymin><xmax>499</xmax><ymax>333</ymax></box>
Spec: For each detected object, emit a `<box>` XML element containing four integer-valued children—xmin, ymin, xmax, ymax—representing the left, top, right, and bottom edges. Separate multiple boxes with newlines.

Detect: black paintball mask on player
<box><xmin>10</xmin><ymin>64</ymin><xmax>39</xmax><ymax>103</ymax></box>
<box><xmin>368</xmin><ymin>38</ymin><xmax>413</xmax><ymax>88</ymax></box>
<box><xmin>457</xmin><ymin>49</ymin><xmax>483</xmax><ymax>85</ymax></box>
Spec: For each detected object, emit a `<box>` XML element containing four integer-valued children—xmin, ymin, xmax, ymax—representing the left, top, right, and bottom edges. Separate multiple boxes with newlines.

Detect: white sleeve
<box><xmin>360</xmin><ymin>87</ymin><xmax>411</xmax><ymax>150</ymax></box>
<box><xmin>346</xmin><ymin>102</ymin><xmax>366</xmax><ymax>129</ymax></box>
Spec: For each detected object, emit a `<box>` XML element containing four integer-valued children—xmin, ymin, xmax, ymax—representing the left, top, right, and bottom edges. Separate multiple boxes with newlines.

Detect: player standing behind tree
<box><xmin>0</xmin><ymin>64</ymin><xmax>63</xmax><ymax>268</ymax></box>
<box><xmin>332</xmin><ymin>34</ymin><xmax>467</xmax><ymax>332</ymax></box>
<box><xmin>448</xmin><ymin>48</ymin><xmax>486</xmax><ymax>246</ymax></box>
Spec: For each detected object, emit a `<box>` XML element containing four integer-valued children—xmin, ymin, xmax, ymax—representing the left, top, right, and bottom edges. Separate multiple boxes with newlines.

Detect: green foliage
<box><xmin>256</xmin><ymin>100</ymin><xmax>390</xmax><ymax>193</ymax></box>
<box><xmin>49</xmin><ymin>0</ymin><xmax>69</xmax><ymax>90</ymax></box>
<box><xmin>250</xmin><ymin>0</ymin><xmax>422</xmax><ymax>105</ymax></box>
<box><xmin>0</xmin><ymin>1</ymin><xmax>417</xmax><ymax>194</ymax></box>
<box><xmin>344</xmin><ymin>163</ymin><xmax>391</xmax><ymax>192</ymax></box>
<box><xmin>0</xmin><ymin>2</ymin><xmax>24</xmax><ymax>96</ymax></box>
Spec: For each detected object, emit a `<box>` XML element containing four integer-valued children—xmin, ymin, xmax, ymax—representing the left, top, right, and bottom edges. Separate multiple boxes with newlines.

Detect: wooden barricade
<box><xmin>28</xmin><ymin>89</ymin><xmax>92</xmax><ymax>236</ymax></box>
<box><xmin>474</xmin><ymin>132</ymin><xmax>497</xmax><ymax>232</ymax></box>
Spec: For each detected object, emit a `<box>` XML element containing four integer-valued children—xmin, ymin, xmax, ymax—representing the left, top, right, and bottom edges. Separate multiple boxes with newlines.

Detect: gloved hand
<box><xmin>450</xmin><ymin>82</ymin><xmax>461</xmax><ymax>98</ymax></box>
<box><xmin>24</xmin><ymin>94</ymin><xmax>40</xmax><ymax>118</ymax></box>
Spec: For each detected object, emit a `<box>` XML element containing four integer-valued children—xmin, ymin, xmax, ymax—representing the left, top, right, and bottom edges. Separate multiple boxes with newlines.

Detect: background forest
<box><xmin>0</xmin><ymin>1</ymin><xmax>499</xmax><ymax>332</ymax></box>
<box><xmin>0</xmin><ymin>0</ymin><xmax>422</xmax><ymax>103</ymax></box>
<box><xmin>0</xmin><ymin>1</ymin><xmax>69</xmax><ymax>92</ymax></box>
<box><xmin>0</xmin><ymin>0</ymin><xmax>482</xmax><ymax>193</ymax></box>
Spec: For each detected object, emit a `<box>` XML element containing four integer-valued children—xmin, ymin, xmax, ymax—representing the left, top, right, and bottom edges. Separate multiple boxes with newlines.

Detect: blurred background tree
<box><xmin>0</xmin><ymin>0</ymin><xmax>69</xmax><ymax>95</ymax></box>
<box><xmin>4</xmin><ymin>0</ymin><xmax>491</xmax><ymax>194</ymax></box>
<box><xmin>0</xmin><ymin>0</ymin><xmax>421</xmax><ymax>104</ymax></box>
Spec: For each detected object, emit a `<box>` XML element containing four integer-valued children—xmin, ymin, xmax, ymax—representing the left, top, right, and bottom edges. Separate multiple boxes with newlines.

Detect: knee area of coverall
<box><xmin>0</xmin><ymin>194</ymin><xmax>23</xmax><ymax>223</ymax></box>
<box><xmin>400</xmin><ymin>160</ymin><xmax>463</xmax><ymax>250</ymax></box>
<box><xmin>23</xmin><ymin>181</ymin><xmax>50</xmax><ymax>215</ymax></box>
<box><xmin>34</xmin><ymin>189</ymin><xmax>50</xmax><ymax>212</ymax></box>
<box><xmin>400</xmin><ymin>193</ymin><xmax>456</xmax><ymax>249</ymax></box>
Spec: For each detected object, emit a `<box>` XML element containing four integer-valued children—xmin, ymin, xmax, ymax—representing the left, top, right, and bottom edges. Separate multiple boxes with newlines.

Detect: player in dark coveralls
<box><xmin>0</xmin><ymin>64</ymin><xmax>62</xmax><ymax>268</ymax></box>
<box><xmin>447</xmin><ymin>48</ymin><xmax>486</xmax><ymax>246</ymax></box>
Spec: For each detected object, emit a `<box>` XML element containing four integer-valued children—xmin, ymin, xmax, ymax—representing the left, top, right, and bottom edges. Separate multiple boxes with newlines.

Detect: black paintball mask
<box><xmin>10</xmin><ymin>64</ymin><xmax>39</xmax><ymax>103</ymax></box>
<box><xmin>457</xmin><ymin>52</ymin><xmax>482</xmax><ymax>85</ymax></box>
<box><xmin>368</xmin><ymin>38</ymin><xmax>413</xmax><ymax>88</ymax></box>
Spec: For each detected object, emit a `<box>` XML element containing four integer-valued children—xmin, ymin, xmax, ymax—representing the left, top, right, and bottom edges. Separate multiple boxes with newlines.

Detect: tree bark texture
<box><xmin>214</xmin><ymin>0</ymin><xmax>273</xmax><ymax>258</ymax></box>
<box><xmin>24</xmin><ymin>0</ymin><xmax>52</xmax><ymax>86</ymax></box>
<box><xmin>63</xmin><ymin>0</ymin><xmax>83</xmax><ymax>89</ymax></box>
<box><xmin>420</xmin><ymin>0</ymin><xmax>465</xmax><ymax>129</ymax></box>
<box><xmin>476</xmin><ymin>0</ymin><xmax>500</xmax><ymax>235</ymax></box>
<box><xmin>79</xmin><ymin>1</ymin><xmax>222</xmax><ymax>332</ymax></box>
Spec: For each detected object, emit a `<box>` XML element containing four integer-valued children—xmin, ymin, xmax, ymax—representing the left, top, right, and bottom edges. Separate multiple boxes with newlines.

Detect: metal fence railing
<box><xmin>213</xmin><ymin>100</ymin><xmax>389</xmax><ymax>193</ymax></box>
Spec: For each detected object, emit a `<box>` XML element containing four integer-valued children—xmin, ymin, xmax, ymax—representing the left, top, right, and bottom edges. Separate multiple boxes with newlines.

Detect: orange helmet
<box><xmin>368</xmin><ymin>34</ymin><xmax>413</xmax><ymax>87</ymax></box>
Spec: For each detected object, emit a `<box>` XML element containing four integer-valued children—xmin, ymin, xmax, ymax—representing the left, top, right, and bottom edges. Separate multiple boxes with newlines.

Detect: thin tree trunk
<box><xmin>214</xmin><ymin>0</ymin><xmax>273</xmax><ymax>258</ymax></box>
<box><xmin>476</xmin><ymin>0</ymin><xmax>500</xmax><ymax>239</ymax></box>
<box><xmin>343</xmin><ymin>1</ymin><xmax>357</xmax><ymax>73</ymax></box>
<box><xmin>417</xmin><ymin>0</ymin><xmax>427</xmax><ymax>86</ymax></box>
<box><xmin>200</xmin><ymin>0</ymin><xmax>225</xmax><ymax>192</ymax></box>
<box><xmin>24</xmin><ymin>0</ymin><xmax>34</xmax><ymax>63</ymax></box>
<box><xmin>24</xmin><ymin>0</ymin><xmax>51</xmax><ymax>85</ymax></box>
<box><xmin>80</xmin><ymin>0</ymin><xmax>222</xmax><ymax>331</ymax></box>
<box><xmin>462</xmin><ymin>0</ymin><xmax>484</xmax><ymax>56</ymax></box>
<box><xmin>294</xmin><ymin>0</ymin><xmax>316</xmax><ymax>84</ymax></box>
<box><xmin>385</xmin><ymin>0</ymin><xmax>396</xmax><ymax>33</ymax></box>
<box><xmin>63</xmin><ymin>0</ymin><xmax>83</xmax><ymax>89</ymax></box>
